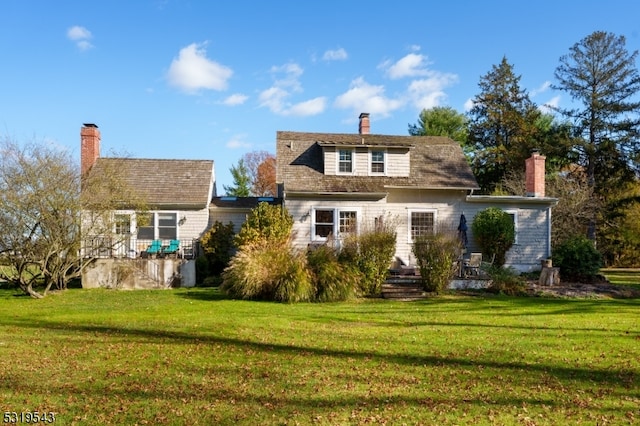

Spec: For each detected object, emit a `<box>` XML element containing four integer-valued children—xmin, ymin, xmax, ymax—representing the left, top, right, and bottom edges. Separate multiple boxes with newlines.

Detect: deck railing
<box><xmin>81</xmin><ymin>236</ymin><xmax>198</xmax><ymax>259</ymax></box>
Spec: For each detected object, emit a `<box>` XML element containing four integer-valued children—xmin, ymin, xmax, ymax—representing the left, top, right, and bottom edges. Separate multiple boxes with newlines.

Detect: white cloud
<box><xmin>287</xmin><ymin>97</ymin><xmax>327</xmax><ymax>116</ymax></box>
<box><xmin>323</xmin><ymin>48</ymin><xmax>348</xmax><ymax>61</ymax></box>
<box><xmin>531</xmin><ymin>81</ymin><xmax>552</xmax><ymax>97</ymax></box>
<box><xmin>226</xmin><ymin>134</ymin><xmax>251</xmax><ymax>149</ymax></box>
<box><xmin>258</xmin><ymin>62</ymin><xmax>326</xmax><ymax>116</ymax></box>
<box><xmin>334</xmin><ymin>77</ymin><xmax>403</xmax><ymax>118</ymax></box>
<box><xmin>407</xmin><ymin>72</ymin><xmax>459</xmax><ymax>110</ymax></box>
<box><xmin>384</xmin><ymin>53</ymin><xmax>431</xmax><ymax>79</ymax></box>
<box><xmin>67</xmin><ymin>26</ymin><xmax>93</xmax><ymax>51</ymax></box>
<box><xmin>463</xmin><ymin>98</ymin><xmax>475</xmax><ymax>111</ymax></box>
<box><xmin>539</xmin><ymin>95</ymin><xmax>561</xmax><ymax>114</ymax></box>
<box><xmin>222</xmin><ymin>93</ymin><xmax>248</xmax><ymax>106</ymax></box>
<box><xmin>167</xmin><ymin>42</ymin><xmax>233</xmax><ymax>94</ymax></box>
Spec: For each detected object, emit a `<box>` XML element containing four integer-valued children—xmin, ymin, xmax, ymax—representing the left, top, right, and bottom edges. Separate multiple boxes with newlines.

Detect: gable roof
<box><xmin>92</xmin><ymin>158</ymin><xmax>215</xmax><ymax>209</ymax></box>
<box><xmin>276</xmin><ymin>131</ymin><xmax>479</xmax><ymax>193</ymax></box>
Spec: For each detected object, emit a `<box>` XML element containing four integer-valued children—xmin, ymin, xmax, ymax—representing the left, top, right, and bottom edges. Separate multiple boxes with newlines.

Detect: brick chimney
<box><xmin>81</xmin><ymin>123</ymin><xmax>100</xmax><ymax>176</ymax></box>
<box><xmin>525</xmin><ymin>150</ymin><xmax>546</xmax><ymax>197</ymax></box>
<box><xmin>359</xmin><ymin>112</ymin><xmax>370</xmax><ymax>135</ymax></box>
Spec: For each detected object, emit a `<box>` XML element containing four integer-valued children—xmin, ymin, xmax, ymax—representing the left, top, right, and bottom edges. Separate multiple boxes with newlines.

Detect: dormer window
<box><xmin>370</xmin><ymin>150</ymin><xmax>385</xmax><ymax>174</ymax></box>
<box><xmin>338</xmin><ymin>149</ymin><xmax>354</xmax><ymax>174</ymax></box>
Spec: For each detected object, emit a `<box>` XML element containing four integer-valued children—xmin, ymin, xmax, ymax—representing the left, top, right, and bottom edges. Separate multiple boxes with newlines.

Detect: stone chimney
<box><xmin>525</xmin><ymin>150</ymin><xmax>546</xmax><ymax>197</ymax></box>
<box><xmin>359</xmin><ymin>112</ymin><xmax>370</xmax><ymax>135</ymax></box>
<box><xmin>81</xmin><ymin>123</ymin><xmax>101</xmax><ymax>176</ymax></box>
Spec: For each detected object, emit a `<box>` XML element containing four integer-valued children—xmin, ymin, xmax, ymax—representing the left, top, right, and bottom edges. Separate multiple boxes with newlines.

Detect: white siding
<box><xmin>209</xmin><ymin>208</ymin><xmax>251</xmax><ymax>233</ymax></box>
<box><xmin>322</xmin><ymin>146</ymin><xmax>410</xmax><ymax>177</ymax></box>
<box><xmin>323</xmin><ymin>147</ymin><xmax>336</xmax><ymax>175</ymax></box>
<box><xmin>386</xmin><ymin>148</ymin><xmax>410</xmax><ymax>177</ymax></box>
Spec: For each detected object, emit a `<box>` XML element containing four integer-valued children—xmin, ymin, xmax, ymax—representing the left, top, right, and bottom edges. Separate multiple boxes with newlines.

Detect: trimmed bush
<box><xmin>471</xmin><ymin>207</ymin><xmax>515</xmax><ymax>267</ymax></box>
<box><xmin>200</xmin><ymin>221</ymin><xmax>235</xmax><ymax>277</ymax></box>
<box><xmin>235</xmin><ymin>203</ymin><xmax>293</xmax><ymax>248</ymax></box>
<box><xmin>221</xmin><ymin>243</ymin><xmax>313</xmax><ymax>303</ymax></box>
<box><xmin>553</xmin><ymin>236</ymin><xmax>603</xmax><ymax>281</ymax></box>
<box><xmin>307</xmin><ymin>245</ymin><xmax>358</xmax><ymax>302</ymax></box>
<box><xmin>412</xmin><ymin>232</ymin><xmax>460</xmax><ymax>293</ymax></box>
<box><xmin>339</xmin><ymin>221</ymin><xmax>397</xmax><ymax>297</ymax></box>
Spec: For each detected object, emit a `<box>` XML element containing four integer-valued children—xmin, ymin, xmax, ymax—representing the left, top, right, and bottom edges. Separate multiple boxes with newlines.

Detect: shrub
<box><xmin>221</xmin><ymin>243</ymin><xmax>313</xmax><ymax>303</ymax></box>
<box><xmin>412</xmin><ymin>232</ymin><xmax>461</xmax><ymax>293</ymax></box>
<box><xmin>339</xmin><ymin>220</ymin><xmax>397</xmax><ymax>297</ymax></box>
<box><xmin>195</xmin><ymin>255</ymin><xmax>210</xmax><ymax>284</ymax></box>
<box><xmin>200</xmin><ymin>221</ymin><xmax>236</xmax><ymax>277</ymax></box>
<box><xmin>485</xmin><ymin>265</ymin><xmax>527</xmax><ymax>296</ymax></box>
<box><xmin>553</xmin><ymin>236</ymin><xmax>603</xmax><ymax>281</ymax></box>
<box><xmin>235</xmin><ymin>203</ymin><xmax>293</xmax><ymax>248</ymax></box>
<box><xmin>471</xmin><ymin>207</ymin><xmax>515</xmax><ymax>267</ymax></box>
<box><xmin>306</xmin><ymin>245</ymin><xmax>358</xmax><ymax>302</ymax></box>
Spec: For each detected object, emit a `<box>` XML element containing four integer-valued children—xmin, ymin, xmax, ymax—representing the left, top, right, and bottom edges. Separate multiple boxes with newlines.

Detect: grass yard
<box><xmin>0</xmin><ymin>286</ymin><xmax>638</xmax><ymax>425</ymax></box>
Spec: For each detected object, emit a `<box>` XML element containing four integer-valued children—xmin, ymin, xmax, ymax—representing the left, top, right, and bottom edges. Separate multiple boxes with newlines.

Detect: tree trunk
<box><xmin>539</xmin><ymin>267</ymin><xmax>560</xmax><ymax>286</ymax></box>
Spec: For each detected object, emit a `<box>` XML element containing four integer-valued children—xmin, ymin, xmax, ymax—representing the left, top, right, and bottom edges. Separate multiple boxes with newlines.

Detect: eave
<box><xmin>466</xmin><ymin>195</ymin><xmax>559</xmax><ymax>206</ymax></box>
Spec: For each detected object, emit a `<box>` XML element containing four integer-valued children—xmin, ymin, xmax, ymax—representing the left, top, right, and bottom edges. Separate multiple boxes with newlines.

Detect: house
<box><xmin>80</xmin><ymin>123</ymin><xmax>215</xmax><ymax>288</ymax></box>
<box><xmin>276</xmin><ymin>113</ymin><xmax>558</xmax><ymax>273</ymax></box>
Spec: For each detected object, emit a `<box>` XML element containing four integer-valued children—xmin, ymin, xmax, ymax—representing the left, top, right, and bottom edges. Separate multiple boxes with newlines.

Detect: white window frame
<box><xmin>311</xmin><ymin>207</ymin><xmax>360</xmax><ymax>241</ymax></box>
<box><xmin>336</xmin><ymin>149</ymin><xmax>355</xmax><ymax>175</ymax></box>
<box><xmin>369</xmin><ymin>149</ymin><xmax>386</xmax><ymax>175</ymax></box>
<box><xmin>407</xmin><ymin>209</ymin><xmax>437</xmax><ymax>243</ymax></box>
<box><xmin>135</xmin><ymin>211</ymin><xmax>179</xmax><ymax>240</ymax></box>
<box><xmin>504</xmin><ymin>209</ymin><xmax>518</xmax><ymax>245</ymax></box>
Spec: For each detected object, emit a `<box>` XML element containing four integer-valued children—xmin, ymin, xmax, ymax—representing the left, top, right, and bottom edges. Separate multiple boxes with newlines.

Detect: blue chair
<box><xmin>161</xmin><ymin>239</ymin><xmax>181</xmax><ymax>257</ymax></box>
<box><xmin>145</xmin><ymin>240</ymin><xmax>162</xmax><ymax>257</ymax></box>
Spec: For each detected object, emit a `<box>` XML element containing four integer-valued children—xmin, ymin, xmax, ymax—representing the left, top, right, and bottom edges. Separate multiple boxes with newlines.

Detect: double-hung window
<box><xmin>136</xmin><ymin>212</ymin><xmax>178</xmax><ymax>240</ymax></box>
<box><xmin>338</xmin><ymin>149</ymin><xmax>354</xmax><ymax>174</ymax></box>
<box><xmin>312</xmin><ymin>208</ymin><xmax>358</xmax><ymax>240</ymax></box>
<box><xmin>408</xmin><ymin>209</ymin><xmax>437</xmax><ymax>242</ymax></box>
<box><xmin>370</xmin><ymin>150</ymin><xmax>385</xmax><ymax>174</ymax></box>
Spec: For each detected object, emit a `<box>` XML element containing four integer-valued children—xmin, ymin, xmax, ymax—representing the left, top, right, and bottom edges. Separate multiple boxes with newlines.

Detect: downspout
<box><xmin>547</xmin><ymin>206</ymin><xmax>553</xmax><ymax>259</ymax></box>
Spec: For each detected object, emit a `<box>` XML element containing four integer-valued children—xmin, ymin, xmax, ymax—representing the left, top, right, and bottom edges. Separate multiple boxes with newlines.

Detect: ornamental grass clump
<box><xmin>339</xmin><ymin>219</ymin><xmax>397</xmax><ymax>297</ymax></box>
<box><xmin>221</xmin><ymin>242</ymin><xmax>313</xmax><ymax>303</ymax></box>
<box><xmin>412</xmin><ymin>231</ymin><xmax>461</xmax><ymax>293</ymax></box>
<box><xmin>306</xmin><ymin>245</ymin><xmax>358</xmax><ymax>302</ymax></box>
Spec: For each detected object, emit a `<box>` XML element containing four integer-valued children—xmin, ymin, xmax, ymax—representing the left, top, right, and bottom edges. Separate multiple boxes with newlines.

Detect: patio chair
<box><xmin>161</xmin><ymin>239</ymin><xmax>181</xmax><ymax>257</ymax></box>
<box><xmin>464</xmin><ymin>253</ymin><xmax>482</xmax><ymax>277</ymax></box>
<box><xmin>144</xmin><ymin>239</ymin><xmax>163</xmax><ymax>258</ymax></box>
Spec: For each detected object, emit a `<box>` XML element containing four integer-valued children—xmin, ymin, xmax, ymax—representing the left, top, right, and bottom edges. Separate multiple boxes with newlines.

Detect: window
<box><xmin>115</xmin><ymin>214</ymin><xmax>131</xmax><ymax>235</ymax></box>
<box><xmin>409</xmin><ymin>210</ymin><xmax>436</xmax><ymax>242</ymax></box>
<box><xmin>137</xmin><ymin>212</ymin><xmax>154</xmax><ymax>240</ymax></box>
<box><xmin>136</xmin><ymin>212</ymin><xmax>178</xmax><ymax>240</ymax></box>
<box><xmin>338</xmin><ymin>149</ymin><xmax>353</xmax><ymax>174</ymax></box>
<box><xmin>339</xmin><ymin>211</ymin><xmax>357</xmax><ymax>235</ymax></box>
<box><xmin>158</xmin><ymin>213</ymin><xmax>177</xmax><ymax>239</ymax></box>
<box><xmin>314</xmin><ymin>209</ymin><xmax>334</xmax><ymax>239</ymax></box>
<box><xmin>312</xmin><ymin>208</ymin><xmax>358</xmax><ymax>240</ymax></box>
<box><xmin>371</xmin><ymin>150</ymin><xmax>385</xmax><ymax>174</ymax></box>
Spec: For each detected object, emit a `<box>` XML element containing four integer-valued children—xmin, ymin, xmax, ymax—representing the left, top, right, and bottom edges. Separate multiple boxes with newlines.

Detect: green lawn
<box><xmin>0</xmin><ymin>287</ymin><xmax>638</xmax><ymax>425</ymax></box>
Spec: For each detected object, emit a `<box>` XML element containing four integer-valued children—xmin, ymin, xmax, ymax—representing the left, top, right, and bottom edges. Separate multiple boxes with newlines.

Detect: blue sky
<box><xmin>1</xmin><ymin>0</ymin><xmax>639</xmax><ymax>192</ymax></box>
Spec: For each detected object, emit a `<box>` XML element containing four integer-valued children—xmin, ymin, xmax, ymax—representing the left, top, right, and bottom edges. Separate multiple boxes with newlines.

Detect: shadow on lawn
<box><xmin>4</xmin><ymin>316</ymin><xmax>637</xmax><ymax>392</ymax></box>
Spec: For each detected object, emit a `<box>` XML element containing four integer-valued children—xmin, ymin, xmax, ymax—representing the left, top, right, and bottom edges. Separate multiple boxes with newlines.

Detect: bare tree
<box><xmin>0</xmin><ymin>137</ymin><xmax>144</xmax><ymax>298</ymax></box>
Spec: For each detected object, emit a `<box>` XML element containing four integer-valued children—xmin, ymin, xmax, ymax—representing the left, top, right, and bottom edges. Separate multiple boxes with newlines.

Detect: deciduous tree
<box><xmin>0</xmin><ymin>138</ymin><xmax>142</xmax><ymax>297</ymax></box>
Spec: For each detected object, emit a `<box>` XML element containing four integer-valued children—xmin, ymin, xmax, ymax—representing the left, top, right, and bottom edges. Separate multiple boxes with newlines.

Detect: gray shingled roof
<box><xmin>93</xmin><ymin>158</ymin><xmax>214</xmax><ymax>208</ymax></box>
<box><xmin>276</xmin><ymin>131</ymin><xmax>479</xmax><ymax>193</ymax></box>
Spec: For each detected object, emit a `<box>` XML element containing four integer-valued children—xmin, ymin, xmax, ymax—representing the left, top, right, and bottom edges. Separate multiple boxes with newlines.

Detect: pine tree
<box><xmin>223</xmin><ymin>159</ymin><xmax>251</xmax><ymax>197</ymax></box>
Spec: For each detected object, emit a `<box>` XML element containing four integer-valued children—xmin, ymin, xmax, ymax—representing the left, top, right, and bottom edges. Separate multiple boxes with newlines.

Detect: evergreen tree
<box><xmin>223</xmin><ymin>159</ymin><xmax>251</xmax><ymax>197</ymax></box>
<box><xmin>467</xmin><ymin>57</ymin><xmax>542</xmax><ymax>193</ymax></box>
<box><xmin>553</xmin><ymin>31</ymin><xmax>640</xmax><ymax>240</ymax></box>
